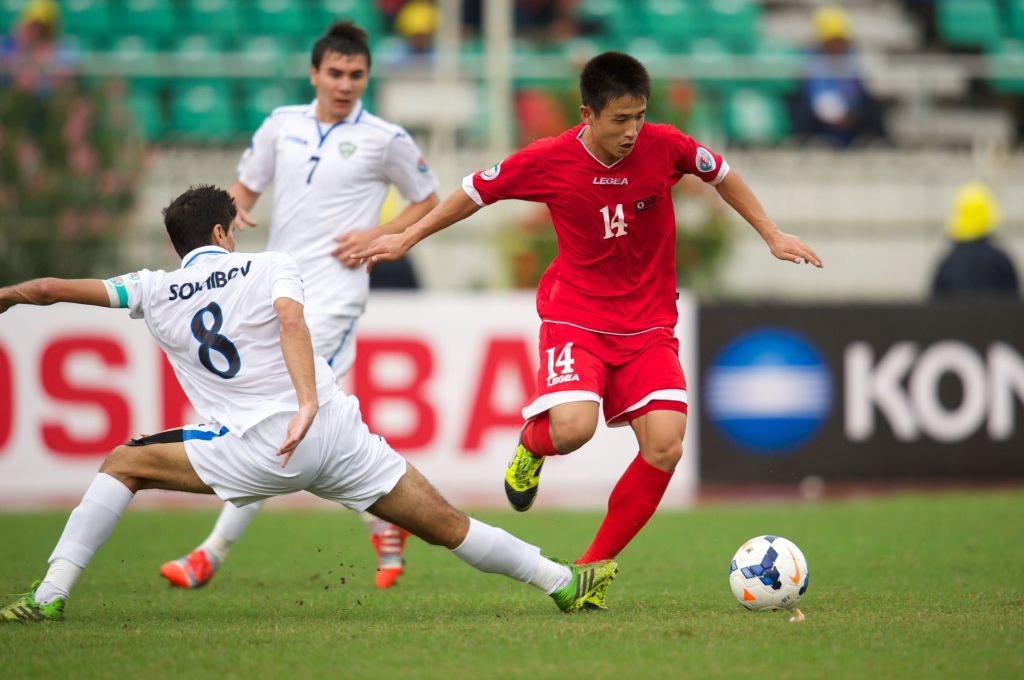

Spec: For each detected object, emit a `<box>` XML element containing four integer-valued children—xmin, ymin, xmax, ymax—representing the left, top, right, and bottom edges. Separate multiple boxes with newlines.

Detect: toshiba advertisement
<box><xmin>0</xmin><ymin>292</ymin><xmax>698</xmax><ymax>508</ymax></box>
<box><xmin>698</xmin><ymin>303</ymin><xmax>1024</xmax><ymax>481</ymax></box>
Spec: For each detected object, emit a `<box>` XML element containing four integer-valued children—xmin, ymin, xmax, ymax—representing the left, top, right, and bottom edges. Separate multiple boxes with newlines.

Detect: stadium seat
<box><xmin>169</xmin><ymin>81</ymin><xmax>238</xmax><ymax>142</ymax></box>
<box><xmin>722</xmin><ymin>88</ymin><xmax>790</xmax><ymax>145</ymax></box>
<box><xmin>125</xmin><ymin>88</ymin><xmax>166</xmax><ymax>141</ymax></box>
<box><xmin>238</xmin><ymin>35</ymin><xmax>291</xmax><ymax>80</ymax></box>
<box><xmin>59</xmin><ymin>0</ymin><xmax>114</xmax><ymax>50</ymax></box>
<box><xmin>640</xmin><ymin>0</ymin><xmax>699</xmax><ymax>53</ymax></box>
<box><xmin>239</xmin><ymin>80</ymin><xmax>292</xmax><ymax>134</ymax></box>
<box><xmin>687</xmin><ymin>37</ymin><xmax>742</xmax><ymax>95</ymax></box>
<box><xmin>180</xmin><ymin>0</ymin><xmax>244</xmax><ymax>41</ymax></box>
<box><xmin>107</xmin><ymin>34</ymin><xmax>167</xmax><ymax>94</ymax></box>
<box><xmin>116</xmin><ymin>0</ymin><xmax>180</xmax><ymax>47</ymax></box>
<box><xmin>1007</xmin><ymin>0</ymin><xmax>1024</xmax><ymax>39</ymax></box>
<box><xmin>937</xmin><ymin>0</ymin><xmax>1003</xmax><ymax>49</ymax></box>
<box><xmin>986</xmin><ymin>39</ymin><xmax>1024</xmax><ymax>93</ymax></box>
<box><xmin>315</xmin><ymin>0</ymin><xmax>384</xmax><ymax>40</ymax></box>
<box><xmin>746</xmin><ymin>40</ymin><xmax>802</xmax><ymax>94</ymax></box>
<box><xmin>251</xmin><ymin>0</ymin><xmax>319</xmax><ymax>47</ymax></box>
<box><xmin>699</xmin><ymin>0</ymin><xmax>762</xmax><ymax>52</ymax></box>
<box><xmin>575</xmin><ymin>0</ymin><xmax>637</xmax><ymax>46</ymax></box>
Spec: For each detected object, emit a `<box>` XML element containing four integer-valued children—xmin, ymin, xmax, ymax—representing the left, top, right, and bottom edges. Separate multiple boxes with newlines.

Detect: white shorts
<box><xmin>308</xmin><ymin>313</ymin><xmax>358</xmax><ymax>379</ymax></box>
<box><xmin>183</xmin><ymin>391</ymin><xmax>406</xmax><ymax>511</ymax></box>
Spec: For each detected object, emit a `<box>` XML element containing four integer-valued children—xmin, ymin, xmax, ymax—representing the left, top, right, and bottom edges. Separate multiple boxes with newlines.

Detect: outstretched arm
<box><xmin>349</xmin><ymin>188</ymin><xmax>482</xmax><ymax>270</ymax></box>
<box><xmin>227</xmin><ymin>180</ymin><xmax>261</xmax><ymax>231</ymax></box>
<box><xmin>715</xmin><ymin>170</ymin><xmax>823</xmax><ymax>268</ymax></box>
<box><xmin>274</xmin><ymin>296</ymin><xmax>319</xmax><ymax>468</ymax></box>
<box><xmin>331</xmin><ymin>191</ymin><xmax>441</xmax><ymax>265</ymax></box>
<box><xmin>0</xmin><ymin>278</ymin><xmax>111</xmax><ymax>314</ymax></box>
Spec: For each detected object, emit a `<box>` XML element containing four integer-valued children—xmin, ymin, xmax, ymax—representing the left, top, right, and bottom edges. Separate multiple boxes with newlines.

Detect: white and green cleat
<box><xmin>0</xmin><ymin>581</ymin><xmax>65</xmax><ymax>623</ymax></box>
<box><xmin>550</xmin><ymin>560</ymin><xmax>618</xmax><ymax>613</ymax></box>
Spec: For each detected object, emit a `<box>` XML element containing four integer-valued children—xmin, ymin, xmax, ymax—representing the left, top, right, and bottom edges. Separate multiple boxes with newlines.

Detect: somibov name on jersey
<box><xmin>169</xmin><ymin>261</ymin><xmax>252</xmax><ymax>301</ymax></box>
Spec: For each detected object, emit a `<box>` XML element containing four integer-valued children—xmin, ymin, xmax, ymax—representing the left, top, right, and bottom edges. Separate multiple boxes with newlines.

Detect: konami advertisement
<box><xmin>698</xmin><ymin>303</ymin><xmax>1024</xmax><ymax>482</ymax></box>
<box><xmin>0</xmin><ymin>292</ymin><xmax>698</xmax><ymax>509</ymax></box>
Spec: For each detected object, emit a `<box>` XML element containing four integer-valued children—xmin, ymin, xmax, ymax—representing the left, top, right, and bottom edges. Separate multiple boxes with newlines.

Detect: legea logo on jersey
<box><xmin>705</xmin><ymin>328</ymin><xmax>833</xmax><ymax>456</ymax></box>
<box><xmin>696</xmin><ymin>147</ymin><xmax>716</xmax><ymax>173</ymax></box>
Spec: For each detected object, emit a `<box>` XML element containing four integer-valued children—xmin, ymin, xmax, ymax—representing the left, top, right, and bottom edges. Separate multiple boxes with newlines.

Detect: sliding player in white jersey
<box><xmin>0</xmin><ymin>184</ymin><xmax>617</xmax><ymax>623</ymax></box>
<box><xmin>159</xmin><ymin>21</ymin><xmax>440</xmax><ymax>591</ymax></box>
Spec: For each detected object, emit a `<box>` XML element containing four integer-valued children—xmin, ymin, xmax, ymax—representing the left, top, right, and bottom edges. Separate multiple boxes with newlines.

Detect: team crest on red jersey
<box><xmin>480</xmin><ymin>162</ymin><xmax>501</xmax><ymax>180</ymax></box>
<box><xmin>696</xmin><ymin>147</ymin><xmax>716</xmax><ymax>173</ymax></box>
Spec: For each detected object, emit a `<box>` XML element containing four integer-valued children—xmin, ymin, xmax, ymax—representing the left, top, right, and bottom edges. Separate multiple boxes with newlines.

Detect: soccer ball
<box><xmin>729</xmin><ymin>535</ymin><xmax>809</xmax><ymax>611</ymax></box>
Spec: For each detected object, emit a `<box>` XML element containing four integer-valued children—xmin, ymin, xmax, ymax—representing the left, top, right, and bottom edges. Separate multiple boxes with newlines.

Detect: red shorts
<box><xmin>523</xmin><ymin>322</ymin><xmax>688</xmax><ymax>426</ymax></box>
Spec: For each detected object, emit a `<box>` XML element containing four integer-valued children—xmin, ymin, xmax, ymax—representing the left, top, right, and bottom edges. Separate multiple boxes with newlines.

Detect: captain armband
<box><xmin>102</xmin><ymin>273</ymin><xmax>139</xmax><ymax>308</ymax></box>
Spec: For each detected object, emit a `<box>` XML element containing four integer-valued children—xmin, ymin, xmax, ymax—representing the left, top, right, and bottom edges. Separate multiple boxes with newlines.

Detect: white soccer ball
<box><xmin>729</xmin><ymin>535</ymin><xmax>809</xmax><ymax>611</ymax></box>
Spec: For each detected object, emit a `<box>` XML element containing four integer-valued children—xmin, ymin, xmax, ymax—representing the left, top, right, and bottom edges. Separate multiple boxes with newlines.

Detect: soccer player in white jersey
<box><xmin>353</xmin><ymin>52</ymin><xmax>822</xmax><ymax>610</ymax></box>
<box><xmin>159</xmin><ymin>21</ymin><xmax>440</xmax><ymax>591</ymax></box>
<box><xmin>0</xmin><ymin>184</ymin><xmax>617</xmax><ymax>623</ymax></box>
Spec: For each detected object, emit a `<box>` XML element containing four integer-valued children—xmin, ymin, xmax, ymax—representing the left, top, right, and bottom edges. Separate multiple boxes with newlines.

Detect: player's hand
<box><xmin>233</xmin><ymin>205</ymin><xmax>258</xmax><ymax>231</ymax></box>
<box><xmin>768</xmin><ymin>232</ymin><xmax>823</xmax><ymax>268</ymax></box>
<box><xmin>276</xmin><ymin>404</ymin><xmax>317</xmax><ymax>468</ymax></box>
<box><xmin>349</xmin><ymin>233</ymin><xmax>410</xmax><ymax>273</ymax></box>
<box><xmin>331</xmin><ymin>229</ymin><xmax>375</xmax><ymax>268</ymax></box>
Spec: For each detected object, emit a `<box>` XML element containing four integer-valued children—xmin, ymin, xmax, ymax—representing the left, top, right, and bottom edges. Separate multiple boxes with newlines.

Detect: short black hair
<box><xmin>579</xmin><ymin>52</ymin><xmax>651</xmax><ymax>115</ymax></box>
<box><xmin>162</xmin><ymin>184</ymin><xmax>236</xmax><ymax>258</ymax></box>
<box><xmin>312</xmin><ymin>20</ymin><xmax>371</xmax><ymax>70</ymax></box>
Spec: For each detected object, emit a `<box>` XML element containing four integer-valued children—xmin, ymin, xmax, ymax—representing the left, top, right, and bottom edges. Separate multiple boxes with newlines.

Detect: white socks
<box><xmin>37</xmin><ymin>473</ymin><xmax>134</xmax><ymax>604</ymax></box>
<box><xmin>198</xmin><ymin>499</ymin><xmax>263</xmax><ymax>565</ymax></box>
<box><xmin>451</xmin><ymin>517</ymin><xmax>571</xmax><ymax>594</ymax></box>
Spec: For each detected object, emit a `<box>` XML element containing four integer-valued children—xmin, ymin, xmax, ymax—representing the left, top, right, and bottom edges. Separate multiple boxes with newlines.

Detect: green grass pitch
<box><xmin>1</xmin><ymin>490</ymin><xmax>1022</xmax><ymax>679</ymax></box>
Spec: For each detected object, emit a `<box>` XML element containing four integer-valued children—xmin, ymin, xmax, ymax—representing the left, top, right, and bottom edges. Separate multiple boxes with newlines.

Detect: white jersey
<box><xmin>237</xmin><ymin>99</ymin><xmax>439</xmax><ymax>318</ymax></box>
<box><xmin>123</xmin><ymin>247</ymin><xmax>339</xmax><ymax>435</ymax></box>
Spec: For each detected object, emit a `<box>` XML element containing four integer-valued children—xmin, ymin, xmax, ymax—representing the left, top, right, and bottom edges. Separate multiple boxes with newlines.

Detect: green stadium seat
<box><xmin>251</xmin><ymin>0</ymin><xmax>319</xmax><ymax>47</ymax></box>
<box><xmin>986</xmin><ymin>39</ymin><xmax>1024</xmax><ymax>93</ymax></box>
<box><xmin>239</xmin><ymin>80</ymin><xmax>292</xmax><ymax>134</ymax></box>
<box><xmin>315</xmin><ymin>0</ymin><xmax>384</xmax><ymax>40</ymax></box>
<box><xmin>116</xmin><ymin>0</ymin><xmax>180</xmax><ymax>47</ymax></box>
<box><xmin>1007</xmin><ymin>0</ymin><xmax>1024</xmax><ymax>39</ymax></box>
<box><xmin>0</xmin><ymin>0</ymin><xmax>20</xmax><ymax>32</ymax></box>
<box><xmin>173</xmin><ymin>33</ymin><xmax>228</xmax><ymax>75</ymax></box>
<box><xmin>169</xmin><ymin>82</ymin><xmax>238</xmax><ymax>142</ymax></box>
<box><xmin>575</xmin><ymin>0</ymin><xmax>636</xmax><ymax>46</ymax></box>
<box><xmin>125</xmin><ymin>88</ymin><xmax>166</xmax><ymax>141</ymax></box>
<box><xmin>641</xmin><ymin>0</ymin><xmax>699</xmax><ymax>53</ymax></box>
<box><xmin>180</xmin><ymin>0</ymin><xmax>243</xmax><ymax>40</ymax></box>
<box><xmin>59</xmin><ymin>0</ymin><xmax>114</xmax><ymax>49</ymax></box>
<box><xmin>107</xmin><ymin>34</ymin><xmax>166</xmax><ymax>93</ymax></box>
<box><xmin>937</xmin><ymin>0</ymin><xmax>1003</xmax><ymax>49</ymax></box>
<box><xmin>238</xmin><ymin>35</ymin><xmax>292</xmax><ymax>80</ymax></box>
<box><xmin>698</xmin><ymin>0</ymin><xmax>763</xmax><ymax>52</ymax></box>
<box><xmin>722</xmin><ymin>88</ymin><xmax>790</xmax><ymax>145</ymax></box>
<box><xmin>687</xmin><ymin>37</ymin><xmax>742</xmax><ymax>95</ymax></box>
<box><xmin>745</xmin><ymin>40</ymin><xmax>802</xmax><ymax>93</ymax></box>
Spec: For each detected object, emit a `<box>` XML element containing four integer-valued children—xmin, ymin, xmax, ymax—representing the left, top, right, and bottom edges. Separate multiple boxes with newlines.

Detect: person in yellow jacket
<box><xmin>930</xmin><ymin>182</ymin><xmax>1019</xmax><ymax>300</ymax></box>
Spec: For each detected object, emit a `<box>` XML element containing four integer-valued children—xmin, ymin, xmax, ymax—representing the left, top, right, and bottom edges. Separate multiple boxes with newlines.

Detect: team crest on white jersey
<box><xmin>696</xmin><ymin>147</ymin><xmax>716</xmax><ymax>173</ymax></box>
<box><xmin>338</xmin><ymin>142</ymin><xmax>356</xmax><ymax>158</ymax></box>
<box><xmin>480</xmin><ymin>162</ymin><xmax>501</xmax><ymax>180</ymax></box>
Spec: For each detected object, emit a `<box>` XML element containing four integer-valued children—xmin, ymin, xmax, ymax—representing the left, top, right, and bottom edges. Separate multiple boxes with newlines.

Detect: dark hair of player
<box><xmin>312</xmin><ymin>20</ymin><xmax>372</xmax><ymax>70</ymax></box>
<box><xmin>579</xmin><ymin>51</ymin><xmax>651</xmax><ymax>115</ymax></box>
<box><xmin>162</xmin><ymin>184</ymin><xmax>237</xmax><ymax>258</ymax></box>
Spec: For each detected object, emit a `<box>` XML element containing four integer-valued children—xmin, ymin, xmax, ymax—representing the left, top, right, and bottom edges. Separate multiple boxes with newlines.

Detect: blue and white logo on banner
<box><xmin>705</xmin><ymin>328</ymin><xmax>833</xmax><ymax>455</ymax></box>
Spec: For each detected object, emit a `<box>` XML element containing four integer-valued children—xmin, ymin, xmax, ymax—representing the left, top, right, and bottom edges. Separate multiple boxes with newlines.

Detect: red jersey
<box><xmin>465</xmin><ymin>122</ymin><xmax>728</xmax><ymax>333</ymax></box>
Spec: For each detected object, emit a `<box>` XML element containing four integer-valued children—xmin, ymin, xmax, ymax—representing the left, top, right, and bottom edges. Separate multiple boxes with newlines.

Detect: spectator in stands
<box><xmin>388</xmin><ymin>0</ymin><xmax>437</xmax><ymax>68</ymax></box>
<box><xmin>0</xmin><ymin>0</ymin><xmax>75</xmax><ymax>97</ymax></box>
<box><xmin>791</xmin><ymin>5</ymin><xmax>888</xmax><ymax>148</ymax></box>
<box><xmin>930</xmin><ymin>182</ymin><xmax>1020</xmax><ymax>300</ymax></box>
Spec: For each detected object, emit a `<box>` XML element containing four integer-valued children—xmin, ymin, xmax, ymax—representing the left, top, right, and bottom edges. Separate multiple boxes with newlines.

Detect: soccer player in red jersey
<box><xmin>351</xmin><ymin>51</ymin><xmax>823</xmax><ymax>609</ymax></box>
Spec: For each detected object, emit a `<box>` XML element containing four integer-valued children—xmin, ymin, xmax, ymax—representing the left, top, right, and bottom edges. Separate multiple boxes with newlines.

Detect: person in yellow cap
<box><xmin>792</xmin><ymin>5</ymin><xmax>888</xmax><ymax>148</ymax></box>
<box><xmin>0</xmin><ymin>0</ymin><xmax>75</xmax><ymax>96</ymax></box>
<box><xmin>930</xmin><ymin>182</ymin><xmax>1020</xmax><ymax>300</ymax></box>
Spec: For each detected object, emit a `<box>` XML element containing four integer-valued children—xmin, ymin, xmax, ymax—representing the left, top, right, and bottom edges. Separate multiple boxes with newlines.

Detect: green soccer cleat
<box><xmin>0</xmin><ymin>581</ymin><xmax>65</xmax><ymax>623</ymax></box>
<box><xmin>550</xmin><ymin>559</ymin><xmax>618</xmax><ymax>613</ymax></box>
<box><xmin>582</xmin><ymin>579</ymin><xmax>610</xmax><ymax>611</ymax></box>
<box><xmin>504</xmin><ymin>439</ymin><xmax>545</xmax><ymax>512</ymax></box>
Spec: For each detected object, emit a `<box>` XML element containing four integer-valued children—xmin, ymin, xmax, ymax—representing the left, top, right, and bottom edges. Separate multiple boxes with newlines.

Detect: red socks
<box><xmin>576</xmin><ymin>453</ymin><xmax>672</xmax><ymax>563</ymax></box>
<box><xmin>521</xmin><ymin>412</ymin><xmax>559</xmax><ymax>456</ymax></box>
